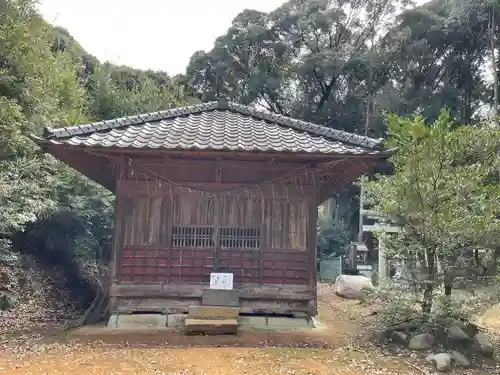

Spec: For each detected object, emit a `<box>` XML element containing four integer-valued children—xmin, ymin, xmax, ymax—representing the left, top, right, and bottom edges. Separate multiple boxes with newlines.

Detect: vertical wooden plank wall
<box><xmin>115</xmin><ymin>182</ymin><xmax>317</xmax><ymax>287</ymax></box>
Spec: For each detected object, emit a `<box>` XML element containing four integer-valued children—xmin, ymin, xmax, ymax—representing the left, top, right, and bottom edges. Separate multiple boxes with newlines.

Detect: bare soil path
<box><xmin>0</xmin><ymin>284</ymin><xmax>496</xmax><ymax>374</ymax></box>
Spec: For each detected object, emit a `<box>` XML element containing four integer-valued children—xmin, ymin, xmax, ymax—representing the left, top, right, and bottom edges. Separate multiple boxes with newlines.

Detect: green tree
<box><xmin>0</xmin><ymin>0</ymin><xmax>196</xmax><ymax>261</ymax></box>
<box><xmin>185</xmin><ymin>0</ymin><xmax>406</xmax><ymax>135</ymax></box>
<box><xmin>0</xmin><ymin>0</ymin><xmax>90</xmax><ymax>252</ymax></box>
<box><xmin>316</xmin><ymin>217</ymin><xmax>349</xmax><ymax>259</ymax></box>
<box><xmin>363</xmin><ymin>111</ymin><xmax>500</xmax><ymax>313</ymax></box>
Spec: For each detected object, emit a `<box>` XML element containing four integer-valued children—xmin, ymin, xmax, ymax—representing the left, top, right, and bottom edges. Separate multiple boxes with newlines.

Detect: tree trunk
<box><xmin>364</xmin><ymin>25</ymin><xmax>375</xmax><ymax>136</ymax></box>
<box><xmin>422</xmin><ymin>284</ymin><xmax>434</xmax><ymax>314</ymax></box>
<box><xmin>421</xmin><ymin>248</ymin><xmax>436</xmax><ymax>315</ymax></box>
<box><xmin>491</xmin><ymin>6</ymin><xmax>499</xmax><ymax>124</ymax></box>
<box><xmin>444</xmin><ymin>268</ymin><xmax>452</xmax><ymax>297</ymax></box>
<box><xmin>487</xmin><ymin>247</ymin><xmax>500</xmax><ymax>275</ymax></box>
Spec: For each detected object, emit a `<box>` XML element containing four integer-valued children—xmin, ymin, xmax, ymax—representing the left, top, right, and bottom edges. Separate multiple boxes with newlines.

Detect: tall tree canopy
<box><xmin>185</xmin><ymin>0</ymin><xmax>500</xmax><ymax>134</ymax></box>
<box><xmin>184</xmin><ymin>0</ymin><xmax>500</xmax><ymax>240</ymax></box>
<box><xmin>2</xmin><ymin>0</ymin><xmax>500</xmax><ymax>260</ymax></box>
<box><xmin>0</xmin><ymin>0</ymin><xmax>194</xmax><ymax>260</ymax></box>
<box><xmin>187</xmin><ymin>0</ymin><xmax>403</xmax><ymax>136</ymax></box>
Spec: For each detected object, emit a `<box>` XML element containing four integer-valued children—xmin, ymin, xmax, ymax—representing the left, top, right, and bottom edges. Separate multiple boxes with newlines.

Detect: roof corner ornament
<box><xmin>43</xmin><ymin>126</ymin><xmax>54</xmax><ymax>139</ymax></box>
<box><xmin>217</xmin><ymin>96</ymin><xmax>229</xmax><ymax>110</ymax></box>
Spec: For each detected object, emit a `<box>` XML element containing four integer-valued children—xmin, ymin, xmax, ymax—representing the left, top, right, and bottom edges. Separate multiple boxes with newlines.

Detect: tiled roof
<box><xmin>33</xmin><ymin>99</ymin><xmax>383</xmax><ymax>155</ymax></box>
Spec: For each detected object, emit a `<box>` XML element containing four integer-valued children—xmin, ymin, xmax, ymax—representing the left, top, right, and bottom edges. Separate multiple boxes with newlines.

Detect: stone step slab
<box><xmin>188</xmin><ymin>306</ymin><xmax>239</xmax><ymax>319</ymax></box>
<box><xmin>184</xmin><ymin>318</ymin><xmax>238</xmax><ymax>335</ymax></box>
<box><xmin>202</xmin><ymin>289</ymin><xmax>239</xmax><ymax>307</ymax></box>
<box><xmin>110</xmin><ymin>314</ymin><xmax>167</xmax><ymax>329</ymax></box>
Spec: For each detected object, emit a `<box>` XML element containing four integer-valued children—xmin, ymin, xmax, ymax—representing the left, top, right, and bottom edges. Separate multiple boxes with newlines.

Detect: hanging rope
<box><xmin>127</xmin><ymin>157</ymin><xmax>322</xmax><ymax>197</ymax></box>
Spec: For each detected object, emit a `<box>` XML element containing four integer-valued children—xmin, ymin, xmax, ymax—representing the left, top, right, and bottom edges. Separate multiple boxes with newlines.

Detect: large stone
<box><xmin>426</xmin><ymin>353</ymin><xmax>452</xmax><ymax>372</ymax></box>
<box><xmin>438</xmin><ymin>318</ymin><xmax>479</xmax><ymax>338</ymax></box>
<box><xmin>409</xmin><ymin>333</ymin><xmax>435</xmax><ymax>350</ymax></box>
<box><xmin>266</xmin><ymin>316</ymin><xmax>313</xmax><ymax>329</ymax></box>
<box><xmin>334</xmin><ymin>275</ymin><xmax>374</xmax><ymax>299</ymax></box>
<box><xmin>450</xmin><ymin>350</ymin><xmax>471</xmax><ymax>367</ymax></box>
<box><xmin>115</xmin><ymin>314</ymin><xmax>167</xmax><ymax>329</ymax></box>
<box><xmin>374</xmin><ymin>329</ymin><xmax>388</xmax><ymax>344</ymax></box>
<box><xmin>391</xmin><ymin>330</ymin><xmax>408</xmax><ymax>345</ymax></box>
<box><xmin>239</xmin><ymin>316</ymin><xmax>267</xmax><ymax>328</ymax></box>
<box><xmin>166</xmin><ymin>314</ymin><xmax>187</xmax><ymax>329</ymax></box>
<box><xmin>448</xmin><ymin>326</ymin><xmax>470</xmax><ymax>342</ymax></box>
<box><xmin>202</xmin><ymin>289</ymin><xmax>239</xmax><ymax>307</ymax></box>
<box><xmin>474</xmin><ymin>333</ymin><xmax>494</xmax><ymax>358</ymax></box>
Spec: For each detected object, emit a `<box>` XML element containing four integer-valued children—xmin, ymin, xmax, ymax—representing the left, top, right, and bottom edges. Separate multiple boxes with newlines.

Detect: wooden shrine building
<box><xmin>31</xmin><ymin>98</ymin><xmax>385</xmax><ymax>318</ymax></box>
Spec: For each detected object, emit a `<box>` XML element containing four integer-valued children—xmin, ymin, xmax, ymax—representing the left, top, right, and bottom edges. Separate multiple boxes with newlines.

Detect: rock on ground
<box><xmin>447</xmin><ymin>325</ymin><xmax>470</xmax><ymax>342</ymax></box>
<box><xmin>391</xmin><ymin>330</ymin><xmax>408</xmax><ymax>345</ymax></box>
<box><xmin>474</xmin><ymin>333</ymin><xmax>494</xmax><ymax>358</ymax></box>
<box><xmin>426</xmin><ymin>353</ymin><xmax>452</xmax><ymax>372</ymax></box>
<box><xmin>334</xmin><ymin>275</ymin><xmax>374</xmax><ymax>299</ymax></box>
<box><xmin>408</xmin><ymin>333</ymin><xmax>435</xmax><ymax>350</ymax></box>
<box><xmin>450</xmin><ymin>350</ymin><xmax>471</xmax><ymax>367</ymax></box>
<box><xmin>374</xmin><ymin>329</ymin><xmax>387</xmax><ymax>344</ymax></box>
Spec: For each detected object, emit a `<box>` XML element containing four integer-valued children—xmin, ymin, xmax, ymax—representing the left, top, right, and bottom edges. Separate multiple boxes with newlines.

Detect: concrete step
<box><xmin>109</xmin><ymin>314</ymin><xmax>167</xmax><ymax>329</ymax></box>
<box><xmin>187</xmin><ymin>306</ymin><xmax>239</xmax><ymax>319</ymax></box>
<box><xmin>184</xmin><ymin>318</ymin><xmax>238</xmax><ymax>335</ymax></box>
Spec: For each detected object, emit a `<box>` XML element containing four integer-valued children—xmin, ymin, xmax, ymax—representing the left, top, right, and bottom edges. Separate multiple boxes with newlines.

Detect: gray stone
<box><xmin>420</xmin><ymin>322</ymin><xmax>435</xmax><ymax>333</ymax></box>
<box><xmin>450</xmin><ymin>319</ymin><xmax>467</xmax><ymax>329</ymax></box>
<box><xmin>374</xmin><ymin>329</ymin><xmax>388</xmax><ymax>344</ymax></box>
<box><xmin>450</xmin><ymin>351</ymin><xmax>471</xmax><ymax>367</ymax></box>
<box><xmin>391</xmin><ymin>330</ymin><xmax>408</xmax><ymax>344</ymax></box>
<box><xmin>107</xmin><ymin>314</ymin><xmax>118</xmax><ymax>328</ymax></box>
<box><xmin>438</xmin><ymin>318</ymin><xmax>479</xmax><ymax>337</ymax></box>
<box><xmin>409</xmin><ymin>333</ymin><xmax>435</xmax><ymax>350</ymax></box>
<box><xmin>334</xmin><ymin>275</ymin><xmax>375</xmax><ymax>299</ymax></box>
<box><xmin>474</xmin><ymin>333</ymin><xmax>494</xmax><ymax>358</ymax></box>
<box><xmin>239</xmin><ymin>316</ymin><xmax>267</xmax><ymax>328</ymax></box>
<box><xmin>426</xmin><ymin>353</ymin><xmax>452</xmax><ymax>372</ymax></box>
<box><xmin>448</xmin><ymin>326</ymin><xmax>470</xmax><ymax>342</ymax></box>
<box><xmin>166</xmin><ymin>314</ymin><xmax>187</xmax><ymax>329</ymax></box>
<box><xmin>117</xmin><ymin>314</ymin><xmax>167</xmax><ymax>328</ymax></box>
<box><xmin>202</xmin><ymin>289</ymin><xmax>239</xmax><ymax>307</ymax></box>
<box><xmin>239</xmin><ymin>316</ymin><xmax>314</xmax><ymax>331</ymax></box>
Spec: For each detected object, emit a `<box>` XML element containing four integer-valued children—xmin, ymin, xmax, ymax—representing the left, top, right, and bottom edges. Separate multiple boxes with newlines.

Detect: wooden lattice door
<box><xmin>167</xmin><ymin>193</ymin><xmax>263</xmax><ymax>284</ymax></box>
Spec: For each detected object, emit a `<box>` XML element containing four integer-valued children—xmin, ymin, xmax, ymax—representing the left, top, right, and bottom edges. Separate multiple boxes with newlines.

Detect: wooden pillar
<box><xmin>308</xmin><ymin>191</ymin><xmax>319</xmax><ymax>317</ymax></box>
<box><xmin>111</xmin><ymin>155</ymin><xmax>126</xmax><ymax>284</ymax></box>
<box><xmin>308</xmin><ymin>193</ymin><xmax>319</xmax><ymax>287</ymax></box>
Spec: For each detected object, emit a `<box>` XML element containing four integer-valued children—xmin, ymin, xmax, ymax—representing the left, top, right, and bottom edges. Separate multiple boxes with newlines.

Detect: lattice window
<box><xmin>171</xmin><ymin>226</ymin><xmax>214</xmax><ymax>247</ymax></box>
<box><xmin>220</xmin><ymin>227</ymin><xmax>260</xmax><ymax>249</ymax></box>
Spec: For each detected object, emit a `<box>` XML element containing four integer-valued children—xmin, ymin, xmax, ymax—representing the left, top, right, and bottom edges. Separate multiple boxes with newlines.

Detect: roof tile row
<box><xmin>36</xmin><ymin>99</ymin><xmax>383</xmax><ymax>155</ymax></box>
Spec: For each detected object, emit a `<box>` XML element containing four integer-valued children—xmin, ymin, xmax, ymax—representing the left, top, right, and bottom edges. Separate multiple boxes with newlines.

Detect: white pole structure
<box><xmin>362</xmin><ymin>223</ymin><xmax>400</xmax><ymax>284</ymax></box>
<box><xmin>358</xmin><ymin>186</ymin><xmax>364</xmax><ymax>242</ymax></box>
<box><xmin>378</xmin><ymin>233</ymin><xmax>387</xmax><ymax>284</ymax></box>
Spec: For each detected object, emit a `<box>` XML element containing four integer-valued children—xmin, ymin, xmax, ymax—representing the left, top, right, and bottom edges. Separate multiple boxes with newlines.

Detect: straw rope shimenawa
<box><xmin>126</xmin><ymin>157</ymin><xmax>349</xmax><ymax>198</ymax></box>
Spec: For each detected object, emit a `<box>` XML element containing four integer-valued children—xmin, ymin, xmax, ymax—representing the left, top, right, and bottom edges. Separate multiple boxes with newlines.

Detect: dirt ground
<box><xmin>0</xmin><ymin>284</ymin><xmax>496</xmax><ymax>375</ymax></box>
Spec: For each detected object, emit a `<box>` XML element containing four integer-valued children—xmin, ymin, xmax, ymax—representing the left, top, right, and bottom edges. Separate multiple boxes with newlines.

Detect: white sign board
<box><xmin>209</xmin><ymin>272</ymin><xmax>234</xmax><ymax>290</ymax></box>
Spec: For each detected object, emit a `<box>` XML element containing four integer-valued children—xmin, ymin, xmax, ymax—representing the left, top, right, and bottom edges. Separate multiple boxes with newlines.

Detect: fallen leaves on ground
<box><xmin>0</xmin><ymin>283</ymin><xmax>498</xmax><ymax>374</ymax></box>
<box><xmin>0</xmin><ymin>344</ymin><xmax>422</xmax><ymax>375</ymax></box>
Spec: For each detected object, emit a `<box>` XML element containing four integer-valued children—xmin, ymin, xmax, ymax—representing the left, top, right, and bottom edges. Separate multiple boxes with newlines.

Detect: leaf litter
<box><xmin>0</xmin><ymin>283</ymin><xmax>498</xmax><ymax>374</ymax></box>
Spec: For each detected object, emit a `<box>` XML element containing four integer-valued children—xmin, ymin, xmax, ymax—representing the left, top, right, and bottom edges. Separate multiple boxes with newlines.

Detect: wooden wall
<box><xmin>115</xmin><ymin>180</ymin><xmax>315</xmax><ymax>287</ymax></box>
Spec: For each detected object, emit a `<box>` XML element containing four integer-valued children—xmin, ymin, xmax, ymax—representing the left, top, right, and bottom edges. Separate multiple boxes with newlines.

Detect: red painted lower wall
<box><xmin>119</xmin><ymin>247</ymin><xmax>309</xmax><ymax>285</ymax></box>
